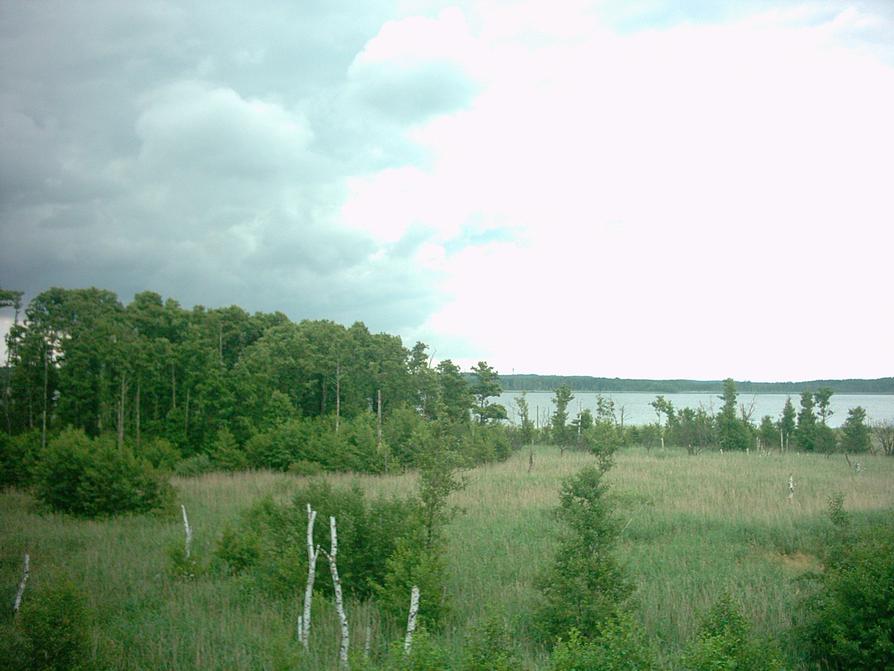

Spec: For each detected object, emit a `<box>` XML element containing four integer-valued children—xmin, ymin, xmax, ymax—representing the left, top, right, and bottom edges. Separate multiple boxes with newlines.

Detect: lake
<box><xmin>498</xmin><ymin>391</ymin><xmax>894</xmax><ymax>428</ymax></box>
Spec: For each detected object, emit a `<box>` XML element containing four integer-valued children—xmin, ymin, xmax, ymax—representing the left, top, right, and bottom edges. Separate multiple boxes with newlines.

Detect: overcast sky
<box><xmin>1</xmin><ymin>0</ymin><xmax>892</xmax><ymax>381</ymax></box>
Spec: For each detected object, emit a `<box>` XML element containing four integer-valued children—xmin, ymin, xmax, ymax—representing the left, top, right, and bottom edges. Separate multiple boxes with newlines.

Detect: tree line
<box><xmin>497</xmin><ymin>373</ymin><xmax>894</xmax><ymax>394</ymax></box>
<box><xmin>0</xmin><ymin>286</ymin><xmax>513</xmax><ymax>489</ymax></box>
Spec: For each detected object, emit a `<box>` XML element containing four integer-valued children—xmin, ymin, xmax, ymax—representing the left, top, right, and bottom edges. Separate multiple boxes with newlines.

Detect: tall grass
<box><xmin>2</xmin><ymin>447</ymin><xmax>892</xmax><ymax>669</ymax></box>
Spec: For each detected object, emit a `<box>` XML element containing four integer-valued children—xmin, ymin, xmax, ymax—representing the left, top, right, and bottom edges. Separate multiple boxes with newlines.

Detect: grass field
<box><xmin>2</xmin><ymin>446</ymin><xmax>892</xmax><ymax>669</ymax></box>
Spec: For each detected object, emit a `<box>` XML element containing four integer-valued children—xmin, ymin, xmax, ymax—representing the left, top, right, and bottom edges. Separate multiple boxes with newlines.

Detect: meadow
<box><xmin>2</xmin><ymin>446</ymin><xmax>892</xmax><ymax>670</ymax></box>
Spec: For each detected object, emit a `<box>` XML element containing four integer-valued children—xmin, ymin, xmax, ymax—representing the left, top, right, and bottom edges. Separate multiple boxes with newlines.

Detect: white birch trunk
<box><xmin>301</xmin><ymin>504</ymin><xmax>320</xmax><ymax>648</ymax></box>
<box><xmin>181</xmin><ymin>504</ymin><xmax>192</xmax><ymax>559</ymax></box>
<box><xmin>404</xmin><ymin>585</ymin><xmax>420</xmax><ymax>654</ymax></box>
<box><xmin>323</xmin><ymin>515</ymin><xmax>349</xmax><ymax>669</ymax></box>
<box><xmin>13</xmin><ymin>553</ymin><xmax>29</xmax><ymax>615</ymax></box>
<box><xmin>788</xmin><ymin>474</ymin><xmax>795</xmax><ymax>502</ymax></box>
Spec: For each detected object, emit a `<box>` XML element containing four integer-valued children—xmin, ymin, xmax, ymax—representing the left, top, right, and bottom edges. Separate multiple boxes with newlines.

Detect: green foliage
<box><xmin>374</xmin><ymin>628</ymin><xmax>450</xmax><ymax>671</ymax></box>
<box><xmin>717</xmin><ymin>379</ymin><xmax>752</xmax><ymax>451</ymax></box>
<box><xmin>1</xmin><ymin>578</ymin><xmax>94</xmax><ymax>671</ymax></box>
<box><xmin>795</xmin><ymin>390</ymin><xmax>817</xmax><ymax>452</ymax></box>
<box><xmin>0</xmin><ymin>430</ymin><xmax>41</xmax><ymax>488</ymax></box>
<box><xmin>780</xmin><ymin>396</ymin><xmax>796</xmax><ymax>448</ymax></box>
<box><xmin>757</xmin><ymin>415</ymin><xmax>777</xmax><ymax>450</ymax></box>
<box><xmin>215</xmin><ymin>481</ymin><xmax>418</xmax><ymax>600</ymax></box>
<box><xmin>799</xmin><ymin>501</ymin><xmax>894</xmax><ymax>670</ymax></box>
<box><xmin>377</xmin><ymin>445</ymin><xmax>464</xmax><ymax>628</ymax></box>
<box><xmin>551</xmin><ymin>385</ymin><xmax>575</xmax><ymax>449</ymax></box>
<box><xmin>550</xmin><ymin>616</ymin><xmax>655</xmax><ymax>671</ymax></box>
<box><xmin>680</xmin><ymin>594</ymin><xmax>783</xmax><ymax>671</ymax></box>
<box><xmin>209</xmin><ymin>426</ymin><xmax>247</xmax><ymax>471</ymax></box>
<box><xmin>841</xmin><ymin>406</ymin><xmax>871</xmax><ymax>453</ymax></box>
<box><xmin>460</xmin><ymin>616</ymin><xmax>521</xmax><ymax>671</ymax></box>
<box><xmin>513</xmin><ymin>392</ymin><xmax>536</xmax><ymax>447</ymax></box>
<box><xmin>536</xmin><ymin>463</ymin><xmax>632</xmax><ymax>643</ymax></box>
<box><xmin>139</xmin><ymin>437</ymin><xmax>180</xmax><ymax>471</ymax></box>
<box><xmin>35</xmin><ymin>429</ymin><xmax>172</xmax><ymax>517</ymax></box>
<box><xmin>470</xmin><ymin>361</ymin><xmax>506</xmax><ymax>424</ymax></box>
<box><xmin>173</xmin><ymin>453</ymin><xmax>215</xmax><ymax>477</ymax></box>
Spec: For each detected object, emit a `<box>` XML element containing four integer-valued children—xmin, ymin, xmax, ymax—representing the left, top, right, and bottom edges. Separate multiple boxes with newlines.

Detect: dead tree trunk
<box><xmin>181</xmin><ymin>505</ymin><xmax>192</xmax><ymax>559</ymax></box>
<box><xmin>117</xmin><ymin>374</ymin><xmax>127</xmax><ymax>450</ymax></box>
<box><xmin>13</xmin><ymin>553</ymin><xmax>29</xmax><ymax>615</ymax></box>
<box><xmin>300</xmin><ymin>504</ymin><xmax>320</xmax><ymax>648</ymax></box>
<box><xmin>41</xmin><ymin>344</ymin><xmax>48</xmax><ymax>451</ymax></box>
<box><xmin>376</xmin><ymin>388</ymin><xmax>383</xmax><ymax>452</ymax></box>
<box><xmin>322</xmin><ymin>516</ymin><xmax>349</xmax><ymax>669</ymax></box>
<box><xmin>135</xmin><ymin>381</ymin><xmax>141</xmax><ymax>451</ymax></box>
<box><xmin>404</xmin><ymin>585</ymin><xmax>420</xmax><ymax>653</ymax></box>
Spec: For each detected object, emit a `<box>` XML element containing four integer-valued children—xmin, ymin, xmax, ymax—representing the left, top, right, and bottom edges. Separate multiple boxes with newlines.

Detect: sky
<box><xmin>1</xmin><ymin>0</ymin><xmax>892</xmax><ymax>381</ymax></box>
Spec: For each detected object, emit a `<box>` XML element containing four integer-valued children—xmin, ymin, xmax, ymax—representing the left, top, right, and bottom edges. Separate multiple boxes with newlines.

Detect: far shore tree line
<box><xmin>527</xmin><ymin>379</ymin><xmax>891</xmax><ymax>458</ymax></box>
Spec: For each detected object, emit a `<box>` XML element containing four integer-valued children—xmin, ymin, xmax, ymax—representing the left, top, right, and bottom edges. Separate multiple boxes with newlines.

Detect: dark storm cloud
<box><xmin>0</xmin><ymin>0</ymin><xmax>475</xmax><ymax>332</ymax></box>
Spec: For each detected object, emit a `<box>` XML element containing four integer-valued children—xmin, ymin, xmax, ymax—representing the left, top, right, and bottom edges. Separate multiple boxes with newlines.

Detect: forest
<box><xmin>1</xmin><ymin>285</ymin><xmax>892</xmax><ymax>671</ymax></box>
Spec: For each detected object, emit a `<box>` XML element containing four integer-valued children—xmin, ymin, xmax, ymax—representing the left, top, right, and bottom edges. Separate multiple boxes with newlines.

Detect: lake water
<box><xmin>498</xmin><ymin>391</ymin><xmax>894</xmax><ymax>428</ymax></box>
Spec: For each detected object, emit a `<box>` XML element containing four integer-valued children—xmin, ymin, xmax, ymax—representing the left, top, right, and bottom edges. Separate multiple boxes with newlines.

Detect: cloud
<box><xmin>2</xmin><ymin>0</ymin><xmax>893</xmax><ymax>379</ymax></box>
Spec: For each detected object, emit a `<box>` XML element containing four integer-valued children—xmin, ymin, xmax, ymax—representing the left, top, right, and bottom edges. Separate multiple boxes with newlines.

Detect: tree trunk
<box><xmin>41</xmin><ymin>343</ymin><xmax>48</xmax><ymax>451</ymax></box>
<box><xmin>13</xmin><ymin>553</ymin><xmax>29</xmax><ymax>616</ymax></box>
<box><xmin>301</xmin><ymin>504</ymin><xmax>320</xmax><ymax>648</ymax></box>
<box><xmin>335</xmin><ymin>361</ymin><xmax>341</xmax><ymax>434</ymax></box>
<box><xmin>135</xmin><ymin>381</ymin><xmax>141</xmax><ymax>451</ymax></box>
<box><xmin>181</xmin><ymin>504</ymin><xmax>192</xmax><ymax>559</ymax></box>
<box><xmin>184</xmin><ymin>387</ymin><xmax>190</xmax><ymax>439</ymax></box>
<box><xmin>117</xmin><ymin>374</ymin><xmax>126</xmax><ymax>450</ymax></box>
<box><xmin>323</xmin><ymin>516</ymin><xmax>349</xmax><ymax>670</ymax></box>
<box><xmin>404</xmin><ymin>585</ymin><xmax>420</xmax><ymax>654</ymax></box>
<box><xmin>376</xmin><ymin>389</ymin><xmax>383</xmax><ymax>452</ymax></box>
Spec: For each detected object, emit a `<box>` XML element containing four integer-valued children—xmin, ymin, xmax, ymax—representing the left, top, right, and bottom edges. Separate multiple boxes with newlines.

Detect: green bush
<box><xmin>461</xmin><ymin>616</ymin><xmax>520</xmax><ymax>671</ymax></box>
<box><xmin>535</xmin><ymin>463</ymin><xmax>632</xmax><ymax>644</ymax></box>
<box><xmin>680</xmin><ymin>594</ymin><xmax>783</xmax><ymax>671</ymax></box>
<box><xmin>139</xmin><ymin>436</ymin><xmax>180</xmax><ymax>472</ymax></box>
<box><xmin>550</xmin><ymin>617</ymin><xmax>655</xmax><ymax>671</ymax></box>
<box><xmin>2</xmin><ymin>579</ymin><xmax>94</xmax><ymax>671</ymax></box>
<box><xmin>799</xmin><ymin>500</ymin><xmax>894</xmax><ymax>670</ymax></box>
<box><xmin>215</xmin><ymin>481</ymin><xmax>419</xmax><ymax>600</ymax></box>
<box><xmin>174</xmin><ymin>453</ymin><xmax>215</xmax><ymax>477</ymax></box>
<box><xmin>0</xmin><ymin>430</ymin><xmax>41</xmax><ymax>488</ymax></box>
<box><xmin>35</xmin><ymin>429</ymin><xmax>172</xmax><ymax>517</ymax></box>
<box><xmin>373</xmin><ymin>628</ymin><xmax>450</xmax><ymax>671</ymax></box>
<box><xmin>209</xmin><ymin>427</ymin><xmax>247</xmax><ymax>471</ymax></box>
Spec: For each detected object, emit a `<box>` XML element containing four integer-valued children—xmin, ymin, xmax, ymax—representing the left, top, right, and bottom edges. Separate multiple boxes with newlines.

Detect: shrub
<box><xmin>174</xmin><ymin>453</ymin><xmax>214</xmax><ymax>477</ymax></box>
<box><xmin>215</xmin><ymin>481</ymin><xmax>419</xmax><ymax>600</ymax></box>
<box><xmin>375</xmin><ymin>628</ymin><xmax>449</xmax><ymax>671</ymax></box>
<box><xmin>550</xmin><ymin>616</ymin><xmax>655</xmax><ymax>671</ymax></box>
<box><xmin>35</xmin><ymin>429</ymin><xmax>172</xmax><ymax>517</ymax></box>
<box><xmin>461</xmin><ymin>616</ymin><xmax>520</xmax><ymax>671</ymax></box>
<box><xmin>209</xmin><ymin>427</ymin><xmax>247</xmax><ymax>471</ymax></box>
<box><xmin>2</xmin><ymin>578</ymin><xmax>94</xmax><ymax>671</ymax></box>
<box><xmin>680</xmin><ymin>594</ymin><xmax>783</xmax><ymax>671</ymax></box>
<box><xmin>0</xmin><ymin>430</ymin><xmax>41</xmax><ymax>488</ymax></box>
<box><xmin>139</xmin><ymin>437</ymin><xmax>180</xmax><ymax>472</ymax></box>
<box><xmin>799</xmin><ymin>499</ymin><xmax>894</xmax><ymax>670</ymax></box>
<box><xmin>535</xmin><ymin>462</ymin><xmax>632</xmax><ymax>643</ymax></box>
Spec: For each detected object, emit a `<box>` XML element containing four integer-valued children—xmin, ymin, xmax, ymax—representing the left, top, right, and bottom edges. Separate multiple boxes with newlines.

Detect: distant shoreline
<box><xmin>491</xmin><ymin>374</ymin><xmax>894</xmax><ymax>395</ymax></box>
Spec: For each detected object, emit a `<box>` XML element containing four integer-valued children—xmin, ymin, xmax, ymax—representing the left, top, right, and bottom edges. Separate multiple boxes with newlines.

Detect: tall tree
<box><xmin>436</xmin><ymin>360</ymin><xmax>472</xmax><ymax>423</ymax></box>
<box><xmin>795</xmin><ymin>390</ymin><xmax>817</xmax><ymax>452</ymax></box>
<box><xmin>717</xmin><ymin>378</ymin><xmax>750</xmax><ymax>451</ymax></box>
<box><xmin>470</xmin><ymin>361</ymin><xmax>506</xmax><ymax>424</ymax></box>
<box><xmin>840</xmin><ymin>407</ymin><xmax>870</xmax><ymax>454</ymax></box>
<box><xmin>551</xmin><ymin>384</ymin><xmax>575</xmax><ymax>453</ymax></box>
<box><xmin>814</xmin><ymin>387</ymin><xmax>834</xmax><ymax>426</ymax></box>
<box><xmin>779</xmin><ymin>396</ymin><xmax>796</xmax><ymax>451</ymax></box>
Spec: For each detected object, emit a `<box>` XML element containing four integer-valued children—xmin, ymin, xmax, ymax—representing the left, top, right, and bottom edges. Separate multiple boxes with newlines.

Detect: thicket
<box><xmin>680</xmin><ymin>595</ymin><xmax>783</xmax><ymax>671</ymax></box>
<box><xmin>798</xmin><ymin>496</ymin><xmax>894</xmax><ymax>670</ymax></box>
<box><xmin>0</xmin><ymin>578</ymin><xmax>95</xmax><ymax>671</ymax></box>
<box><xmin>34</xmin><ymin>428</ymin><xmax>172</xmax><ymax>517</ymax></box>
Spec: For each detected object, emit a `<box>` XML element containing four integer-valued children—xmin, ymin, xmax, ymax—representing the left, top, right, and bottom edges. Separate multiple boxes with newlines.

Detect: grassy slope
<box><xmin>2</xmin><ymin>447</ymin><xmax>892</xmax><ymax>669</ymax></box>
